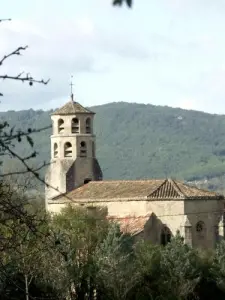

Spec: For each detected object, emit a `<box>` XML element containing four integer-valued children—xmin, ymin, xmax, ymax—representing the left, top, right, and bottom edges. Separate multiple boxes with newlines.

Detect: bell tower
<box><xmin>45</xmin><ymin>86</ymin><xmax>103</xmax><ymax>204</ymax></box>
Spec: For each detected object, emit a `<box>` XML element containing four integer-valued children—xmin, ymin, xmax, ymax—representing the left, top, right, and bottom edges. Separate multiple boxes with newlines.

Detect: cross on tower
<box><xmin>70</xmin><ymin>75</ymin><xmax>74</xmax><ymax>101</ymax></box>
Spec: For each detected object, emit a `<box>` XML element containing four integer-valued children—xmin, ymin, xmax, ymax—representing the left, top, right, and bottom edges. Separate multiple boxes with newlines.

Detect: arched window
<box><xmin>53</xmin><ymin>143</ymin><xmax>58</xmax><ymax>158</ymax></box>
<box><xmin>71</xmin><ymin>118</ymin><xmax>79</xmax><ymax>133</ymax></box>
<box><xmin>80</xmin><ymin>141</ymin><xmax>87</xmax><ymax>157</ymax></box>
<box><xmin>196</xmin><ymin>221</ymin><xmax>206</xmax><ymax>239</ymax></box>
<box><xmin>64</xmin><ymin>142</ymin><xmax>72</xmax><ymax>157</ymax></box>
<box><xmin>85</xmin><ymin>118</ymin><xmax>91</xmax><ymax>134</ymax></box>
<box><xmin>160</xmin><ymin>226</ymin><xmax>171</xmax><ymax>246</ymax></box>
<box><xmin>58</xmin><ymin>119</ymin><xmax>64</xmax><ymax>133</ymax></box>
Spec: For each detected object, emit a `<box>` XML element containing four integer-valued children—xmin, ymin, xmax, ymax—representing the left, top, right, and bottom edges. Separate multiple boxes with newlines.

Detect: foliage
<box><xmin>2</xmin><ymin>198</ymin><xmax>225</xmax><ymax>300</ymax></box>
<box><xmin>40</xmin><ymin>205</ymin><xmax>110</xmax><ymax>299</ymax></box>
<box><xmin>95</xmin><ymin>223</ymin><xmax>137</xmax><ymax>300</ymax></box>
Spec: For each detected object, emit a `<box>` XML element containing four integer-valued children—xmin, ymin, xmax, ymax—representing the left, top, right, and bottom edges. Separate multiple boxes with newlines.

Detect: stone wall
<box><xmin>47</xmin><ymin>197</ymin><xmax>224</xmax><ymax>249</ymax></box>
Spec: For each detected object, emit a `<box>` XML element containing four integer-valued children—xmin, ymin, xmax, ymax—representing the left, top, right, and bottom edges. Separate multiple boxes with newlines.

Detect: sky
<box><xmin>1</xmin><ymin>0</ymin><xmax>225</xmax><ymax>114</ymax></box>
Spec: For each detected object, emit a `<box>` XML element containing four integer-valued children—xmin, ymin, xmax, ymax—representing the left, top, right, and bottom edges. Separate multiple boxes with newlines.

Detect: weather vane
<box><xmin>70</xmin><ymin>75</ymin><xmax>74</xmax><ymax>101</ymax></box>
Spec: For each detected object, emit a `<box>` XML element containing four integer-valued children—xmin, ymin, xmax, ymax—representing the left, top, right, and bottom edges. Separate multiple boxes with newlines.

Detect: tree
<box><xmin>134</xmin><ymin>235</ymin><xmax>203</xmax><ymax>300</ymax></box>
<box><xmin>95</xmin><ymin>222</ymin><xmax>138</xmax><ymax>300</ymax></box>
<box><xmin>0</xmin><ymin>18</ymin><xmax>52</xmax><ymax>293</ymax></box>
<box><xmin>134</xmin><ymin>241</ymin><xmax>162</xmax><ymax>299</ymax></box>
<box><xmin>39</xmin><ymin>205</ymin><xmax>109</xmax><ymax>300</ymax></box>
<box><xmin>0</xmin><ymin>198</ymin><xmax>58</xmax><ymax>300</ymax></box>
<box><xmin>0</xmin><ymin>18</ymin><xmax>53</xmax><ymax>263</ymax></box>
<box><xmin>158</xmin><ymin>235</ymin><xmax>201</xmax><ymax>300</ymax></box>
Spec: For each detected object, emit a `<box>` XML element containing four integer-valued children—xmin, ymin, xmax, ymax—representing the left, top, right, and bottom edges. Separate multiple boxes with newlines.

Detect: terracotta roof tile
<box><xmin>174</xmin><ymin>180</ymin><xmax>219</xmax><ymax>198</ymax></box>
<box><xmin>107</xmin><ymin>215</ymin><xmax>152</xmax><ymax>235</ymax></box>
<box><xmin>52</xmin><ymin>179</ymin><xmax>222</xmax><ymax>202</ymax></box>
<box><xmin>64</xmin><ymin>179</ymin><xmax>165</xmax><ymax>200</ymax></box>
<box><xmin>52</xmin><ymin>100</ymin><xmax>94</xmax><ymax>115</ymax></box>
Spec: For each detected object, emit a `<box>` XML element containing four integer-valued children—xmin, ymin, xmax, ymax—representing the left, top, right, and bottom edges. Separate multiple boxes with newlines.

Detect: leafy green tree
<box><xmin>0</xmin><ymin>187</ymin><xmax>57</xmax><ymax>300</ymax></box>
<box><xmin>95</xmin><ymin>223</ymin><xmax>137</xmax><ymax>300</ymax></box>
<box><xmin>39</xmin><ymin>205</ymin><xmax>109</xmax><ymax>300</ymax></box>
<box><xmin>134</xmin><ymin>235</ymin><xmax>203</xmax><ymax>300</ymax></box>
<box><xmin>134</xmin><ymin>241</ymin><xmax>162</xmax><ymax>299</ymax></box>
<box><xmin>158</xmin><ymin>235</ymin><xmax>201</xmax><ymax>300</ymax></box>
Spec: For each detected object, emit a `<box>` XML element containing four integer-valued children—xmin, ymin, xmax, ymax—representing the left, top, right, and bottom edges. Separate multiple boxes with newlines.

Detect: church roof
<box><xmin>51</xmin><ymin>99</ymin><xmax>94</xmax><ymax>115</ymax></box>
<box><xmin>51</xmin><ymin>179</ymin><xmax>223</xmax><ymax>203</ymax></box>
<box><xmin>107</xmin><ymin>215</ymin><xmax>152</xmax><ymax>236</ymax></box>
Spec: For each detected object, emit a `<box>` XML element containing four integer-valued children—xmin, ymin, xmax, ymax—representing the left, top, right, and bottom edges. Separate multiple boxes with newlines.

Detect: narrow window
<box><xmin>53</xmin><ymin>143</ymin><xmax>58</xmax><ymax>158</ymax></box>
<box><xmin>86</xmin><ymin>118</ymin><xmax>91</xmax><ymax>134</ymax></box>
<box><xmin>80</xmin><ymin>141</ymin><xmax>87</xmax><ymax>157</ymax></box>
<box><xmin>185</xmin><ymin>225</ymin><xmax>192</xmax><ymax>244</ymax></box>
<box><xmin>58</xmin><ymin>119</ymin><xmax>64</xmax><ymax>133</ymax></box>
<box><xmin>196</xmin><ymin>221</ymin><xmax>206</xmax><ymax>239</ymax></box>
<box><xmin>92</xmin><ymin>141</ymin><xmax>95</xmax><ymax>157</ymax></box>
<box><xmin>64</xmin><ymin>142</ymin><xmax>72</xmax><ymax>157</ymax></box>
<box><xmin>71</xmin><ymin>118</ymin><xmax>79</xmax><ymax>133</ymax></box>
<box><xmin>160</xmin><ymin>226</ymin><xmax>171</xmax><ymax>246</ymax></box>
<box><xmin>52</xmin><ymin>120</ymin><xmax>54</xmax><ymax>135</ymax></box>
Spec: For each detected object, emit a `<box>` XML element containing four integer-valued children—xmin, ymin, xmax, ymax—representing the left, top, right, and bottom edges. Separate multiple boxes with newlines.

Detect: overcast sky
<box><xmin>1</xmin><ymin>0</ymin><xmax>225</xmax><ymax>114</ymax></box>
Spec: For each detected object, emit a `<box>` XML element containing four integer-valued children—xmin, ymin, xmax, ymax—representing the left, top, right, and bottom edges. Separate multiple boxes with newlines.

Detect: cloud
<box><xmin>0</xmin><ymin>15</ymin><xmax>153</xmax><ymax>110</ymax></box>
<box><xmin>2</xmin><ymin>1</ymin><xmax>225</xmax><ymax>115</ymax></box>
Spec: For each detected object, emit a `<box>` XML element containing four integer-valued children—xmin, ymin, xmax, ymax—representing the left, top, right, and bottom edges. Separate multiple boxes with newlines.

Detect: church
<box><xmin>45</xmin><ymin>93</ymin><xmax>225</xmax><ymax>249</ymax></box>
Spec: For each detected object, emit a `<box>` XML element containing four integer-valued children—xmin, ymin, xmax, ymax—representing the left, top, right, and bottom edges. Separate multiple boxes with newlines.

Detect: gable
<box><xmin>148</xmin><ymin>179</ymin><xmax>184</xmax><ymax>199</ymax></box>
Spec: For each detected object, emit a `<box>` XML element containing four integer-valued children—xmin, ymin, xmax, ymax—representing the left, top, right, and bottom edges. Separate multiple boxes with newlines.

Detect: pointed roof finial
<box><xmin>70</xmin><ymin>75</ymin><xmax>74</xmax><ymax>102</ymax></box>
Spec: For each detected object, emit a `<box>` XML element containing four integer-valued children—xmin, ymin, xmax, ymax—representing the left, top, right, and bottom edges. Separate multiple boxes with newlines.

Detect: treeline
<box><xmin>2</xmin><ymin>182</ymin><xmax>225</xmax><ymax>300</ymax></box>
<box><xmin>2</xmin><ymin>102</ymin><xmax>225</xmax><ymax>192</ymax></box>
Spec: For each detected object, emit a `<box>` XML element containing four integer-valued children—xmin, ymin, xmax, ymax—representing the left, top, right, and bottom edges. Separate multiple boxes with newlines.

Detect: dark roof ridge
<box><xmin>169</xmin><ymin>178</ymin><xmax>186</xmax><ymax>198</ymax></box>
<box><xmin>88</xmin><ymin>179</ymin><xmax>165</xmax><ymax>183</ymax></box>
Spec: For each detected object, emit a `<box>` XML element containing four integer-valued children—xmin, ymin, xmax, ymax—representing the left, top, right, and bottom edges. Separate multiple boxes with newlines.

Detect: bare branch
<box><xmin>0</xmin><ymin>46</ymin><xmax>28</xmax><ymax>66</ymax></box>
<box><xmin>0</xmin><ymin>162</ymin><xmax>50</xmax><ymax>177</ymax></box>
<box><xmin>0</xmin><ymin>43</ymin><xmax>50</xmax><ymax>97</ymax></box>
<box><xmin>0</xmin><ymin>74</ymin><xmax>50</xmax><ymax>85</ymax></box>
<box><xmin>1</xmin><ymin>125</ymin><xmax>51</xmax><ymax>143</ymax></box>
<box><xmin>0</xmin><ymin>141</ymin><xmax>49</xmax><ymax>175</ymax></box>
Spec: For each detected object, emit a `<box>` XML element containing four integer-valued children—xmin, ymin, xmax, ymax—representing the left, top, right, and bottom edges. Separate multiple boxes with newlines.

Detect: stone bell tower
<box><xmin>45</xmin><ymin>90</ymin><xmax>103</xmax><ymax>204</ymax></box>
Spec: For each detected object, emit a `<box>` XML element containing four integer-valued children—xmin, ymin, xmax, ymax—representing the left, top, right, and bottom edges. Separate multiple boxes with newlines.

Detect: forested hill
<box><xmin>1</xmin><ymin>101</ymin><xmax>225</xmax><ymax>191</ymax></box>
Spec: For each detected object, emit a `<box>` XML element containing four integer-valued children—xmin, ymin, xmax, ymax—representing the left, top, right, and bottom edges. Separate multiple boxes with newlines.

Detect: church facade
<box><xmin>45</xmin><ymin>95</ymin><xmax>225</xmax><ymax>249</ymax></box>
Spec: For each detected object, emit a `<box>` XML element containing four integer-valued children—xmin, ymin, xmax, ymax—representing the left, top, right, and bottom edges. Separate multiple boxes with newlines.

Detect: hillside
<box><xmin>1</xmin><ymin>101</ymin><xmax>225</xmax><ymax>192</ymax></box>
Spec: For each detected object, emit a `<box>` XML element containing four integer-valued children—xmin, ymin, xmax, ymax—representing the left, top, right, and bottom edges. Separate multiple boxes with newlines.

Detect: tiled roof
<box><xmin>52</xmin><ymin>99</ymin><xmax>94</xmax><ymax>115</ymax></box>
<box><xmin>107</xmin><ymin>215</ymin><xmax>152</xmax><ymax>235</ymax></box>
<box><xmin>51</xmin><ymin>179</ymin><xmax>222</xmax><ymax>202</ymax></box>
